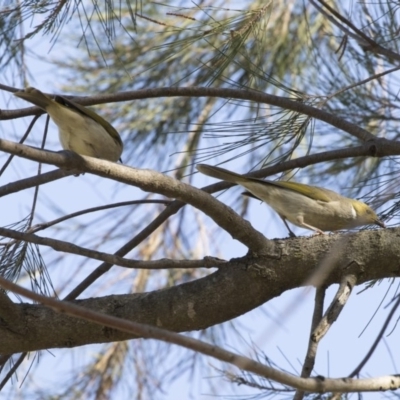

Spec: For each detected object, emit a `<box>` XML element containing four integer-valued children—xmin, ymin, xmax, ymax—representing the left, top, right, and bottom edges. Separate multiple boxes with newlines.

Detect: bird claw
<box><xmin>57</xmin><ymin>150</ymin><xmax>85</xmax><ymax>175</ymax></box>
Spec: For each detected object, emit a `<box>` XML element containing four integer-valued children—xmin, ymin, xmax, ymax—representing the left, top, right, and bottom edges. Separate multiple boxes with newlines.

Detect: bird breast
<box><xmin>48</xmin><ymin>104</ymin><xmax>121</xmax><ymax>161</ymax></box>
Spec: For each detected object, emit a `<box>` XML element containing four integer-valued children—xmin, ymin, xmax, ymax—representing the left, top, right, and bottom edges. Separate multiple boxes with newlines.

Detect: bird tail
<box><xmin>196</xmin><ymin>164</ymin><xmax>249</xmax><ymax>184</ymax></box>
<box><xmin>14</xmin><ymin>87</ymin><xmax>53</xmax><ymax>110</ymax></box>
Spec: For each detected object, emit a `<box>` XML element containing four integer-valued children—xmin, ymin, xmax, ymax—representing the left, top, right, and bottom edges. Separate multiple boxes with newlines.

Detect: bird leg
<box><xmin>295</xmin><ymin>216</ymin><xmax>325</xmax><ymax>236</ymax></box>
<box><xmin>279</xmin><ymin>216</ymin><xmax>297</xmax><ymax>238</ymax></box>
<box><xmin>57</xmin><ymin>149</ymin><xmax>85</xmax><ymax>175</ymax></box>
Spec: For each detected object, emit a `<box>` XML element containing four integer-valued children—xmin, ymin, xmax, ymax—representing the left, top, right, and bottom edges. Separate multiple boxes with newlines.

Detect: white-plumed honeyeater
<box><xmin>14</xmin><ymin>87</ymin><xmax>123</xmax><ymax>162</ymax></box>
<box><xmin>197</xmin><ymin>164</ymin><xmax>385</xmax><ymax>237</ymax></box>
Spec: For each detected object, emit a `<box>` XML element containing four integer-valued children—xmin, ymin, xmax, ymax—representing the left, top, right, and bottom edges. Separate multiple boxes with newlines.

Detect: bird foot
<box><xmin>57</xmin><ymin>150</ymin><xmax>85</xmax><ymax>175</ymax></box>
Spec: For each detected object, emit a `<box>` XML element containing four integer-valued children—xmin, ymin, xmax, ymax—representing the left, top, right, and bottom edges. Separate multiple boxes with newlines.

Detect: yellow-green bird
<box><xmin>14</xmin><ymin>87</ymin><xmax>123</xmax><ymax>162</ymax></box>
<box><xmin>197</xmin><ymin>164</ymin><xmax>385</xmax><ymax>237</ymax></box>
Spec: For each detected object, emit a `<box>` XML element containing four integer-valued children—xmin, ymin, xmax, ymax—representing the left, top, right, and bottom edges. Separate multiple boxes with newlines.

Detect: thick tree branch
<box><xmin>0</xmin><ymin>229</ymin><xmax>398</xmax><ymax>354</ymax></box>
<box><xmin>1</xmin><ymin>276</ymin><xmax>400</xmax><ymax>394</ymax></box>
<box><xmin>0</xmin><ymin>290</ymin><xmax>22</xmax><ymax>332</ymax></box>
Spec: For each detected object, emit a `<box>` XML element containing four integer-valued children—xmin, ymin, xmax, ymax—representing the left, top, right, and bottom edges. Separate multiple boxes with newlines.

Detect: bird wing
<box><xmin>197</xmin><ymin>164</ymin><xmax>341</xmax><ymax>203</ymax></box>
<box><xmin>54</xmin><ymin>95</ymin><xmax>123</xmax><ymax>146</ymax></box>
<box><xmin>267</xmin><ymin>180</ymin><xmax>334</xmax><ymax>202</ymax></box>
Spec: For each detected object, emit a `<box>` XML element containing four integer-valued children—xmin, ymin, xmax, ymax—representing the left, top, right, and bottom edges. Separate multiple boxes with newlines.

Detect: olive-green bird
<box><xmin>14</xmin><ymin>87</ymin><xmax>123</xmax><ymax>162</ymax></box>
<box><xmin>197</xmin><ymin>164</ymin><xmax>385</xmax><ymax>237</ymax></box>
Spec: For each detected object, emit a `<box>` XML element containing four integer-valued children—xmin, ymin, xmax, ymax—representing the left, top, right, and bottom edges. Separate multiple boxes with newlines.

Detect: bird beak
<box><xmin>375</xmin><ymin>219</ymin><xmax>386</xmax><ymax>228</ymax></box>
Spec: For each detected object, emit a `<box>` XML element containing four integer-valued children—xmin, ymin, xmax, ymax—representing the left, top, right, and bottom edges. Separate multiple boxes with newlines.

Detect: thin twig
<box><xmin>294</xmin><ymin>274</ymin><xmax>357</xmax><ymax>400</ymax></box>
<box><xmin>294</xmin><ymin>286</ymin><xmax>326</xmax><ymax>400</ymax></box>
<box><xmin>0</xmin><ymin>352</ymin><xmax>26</xmax><ymax>390</ymax></box>
<box><xmin>313</xmin><ymin>274</ymin><xmax>357</xmax><ymax>341</ymax></box>
<box><xmin>0</xmin><ymin>169</ymin><xmax>78</xmax><ymax>197</ymax></box>
<box><xmin>349</xmin><ymin>293</ymin><xmax>400</xmax><ymax>377</ymax></box>
<box><xmin>27</xmin><ymin>115</ymin><xmax>50</xmax><ymax>228</ymax></box>
<box><xmin>0</xmin><ymin>227</ymin><xmax>224</xmax><ymax>270</ymax></box>
<box><xmin>26</xmin><ymin>200</ymin><xmax>171</xmax><ymax>236</ymax></box>
<box><xmin>311</xmin><ymin>0</ymin><xmax>400</xmax><ymax>62</ymax></box>
<box><xmin>0</xmin><ymin>114</ymin><xmax>41</xmax><ymax>176</ymax></box>
<box><xmin>326</xmin><ymin>66</ymin><xmax>400</xmax><ymax>102</ymax></box>
<box><xmin>64</xmin><ymin>201</ymin><xmax>185</xmax><ymax>300</ymax></box>
<box><xmin>314</xmin><ymin>0</ymin><xmax>375</xmax><ymax>45</ymax></box>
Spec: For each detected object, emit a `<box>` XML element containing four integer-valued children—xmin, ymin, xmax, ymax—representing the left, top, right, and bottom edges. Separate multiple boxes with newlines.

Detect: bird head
<box><xmin>351</xmin><ymin>200</ymin><xmax>385</xmax><ymax>228</ymax></box>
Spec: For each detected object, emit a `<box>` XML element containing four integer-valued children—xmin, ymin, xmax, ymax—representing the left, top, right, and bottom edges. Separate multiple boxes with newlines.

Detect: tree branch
<box><xmin>311</xmin><ymin>0</ymin><xmax>400</xmax><ymax>62</ymax></box>
<box><xmin>294</xmin><ymin>273</ymin><xmax>357</xmax><ymax>399</ymax></box>
<box><xmin>0</xmin><ymin>227</ymin><xmax>226</xmax><ymax>270</ymax></box>
<box><xmin>0</xmin><ymin>230</ymin><xmax>398</xmax><ymax>354</ymax></box>
<box><xmin>0</xmin><ymin>290</ymin><xmax>22</xmax><ymax>332</ymax></box>
<box><xmin>28</xmin><ymin>199</ymin><xmax>171</xmax><ymax>234</ymax></box>
<box><xmin>1</xmin><ymin>276</ymin><xmax>399</xmax><ymax>394</ymax></box>
<box><xmin>64</xmin><ymin>201</ymin><xmax>187</xmax><ymax>300</ymax></box>
<box><xmin>3</xmin><ymin>86</ymin><xmax>384</xmax><ymax>142</ymax></box>
<box><xmin>0</xmin><ymin>169</ymin><xmax>77</xmax><ymax>197</ymax></box>
<box><xmin>350</xmin><ymin>292</ymin><xmax>400</xmax><ymax>377</ymax></box>
<box><xmin>0</xmin><ymin>139</ymin><xmax>271</xmax><ymax>255</ymax></box>
<box><xmin>294</xmin><ymin>287</ymin><xmax>326</xmax><ymax>400</ymax></box>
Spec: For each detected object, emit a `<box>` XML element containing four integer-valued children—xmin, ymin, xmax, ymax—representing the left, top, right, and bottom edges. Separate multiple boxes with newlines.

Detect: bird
<box><xmin>196</xmin><ymin>164</ymin><xmax>385</xmax><ymax>237</ymax></box>
<box><xmin>14</xmin><ymin>87</ymin><xmax>123</xmax><ymax>162</ymax></box>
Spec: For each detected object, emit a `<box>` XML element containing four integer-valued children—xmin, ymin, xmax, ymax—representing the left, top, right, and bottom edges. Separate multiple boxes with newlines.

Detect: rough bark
<box><xmin>0</xmin><ymin>228</ymin><xmax>397</xmax><ymax>354</ymax></box>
